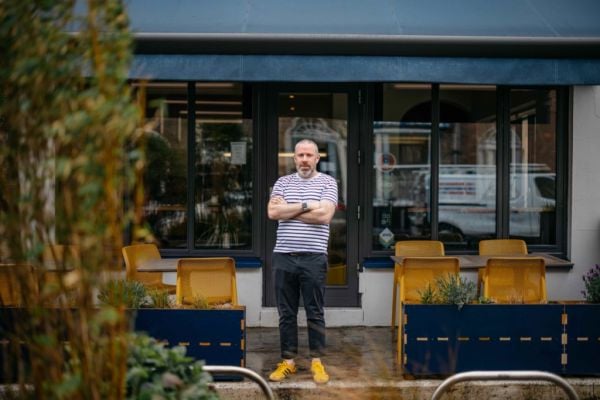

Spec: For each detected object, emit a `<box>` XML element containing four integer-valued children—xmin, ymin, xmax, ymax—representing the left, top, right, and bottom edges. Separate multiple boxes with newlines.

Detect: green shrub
<box><xmin>126</xmin><ymin>333</ymin><xmax>219</xmax><ymax>400</ymax></box>
<box><xmin>98</xmin><ymin>280</ymin><xmax>148</xmax><ymax>309</ymax></box>
<box><xmin>433</xmin><ymin>274</ymin><xmax>477</xmax><ymax>309</ymax></box>
<box><xmin>147</xmin><ymin>288</ymin><xmax>173</xmax><ymax>309</ymax></box>
<box><xmin>582</xmin><ymin>264</ymin><xmax>600</xmax><ymax>303</ymax></box>
<box><xmin>418</xmin><ymin>283</ymin><xmax>440</xmax><ymax>304</ymax></box>
<box><xmin>188</xmin><ymin>295</ymin><xmax>211</xmax><ymax>310</ymax></box>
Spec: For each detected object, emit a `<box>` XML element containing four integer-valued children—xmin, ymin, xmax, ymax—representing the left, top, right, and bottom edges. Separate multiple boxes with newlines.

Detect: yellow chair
<box><xmin>396</xmin><ymin>256</ymin><xmax>460</xmax><ymax>364</ymax></box>
<box><xmin>0</xmin><ymin>264</ymin><xmax>37</xmax><ymax>306</ymax></box>
<box><xmin>326</xmin><ymin>263</ymin><xmax>346</xmax><ymax>286</ymax></box>
<box><xmin>41</xmin><ymin>244</ymin><xmax>80</xmax><ymax>303</ymax></box>
<box><xmin>176</xmin><ymin>257</ymin><xmax>238</xmax><ymax>306</ymax></box>
<box><xmin>479</xmin><ymin>239</ymin><xmax>527</xmax><ymax>256</ymax></box>
<box><xmin>478</xmin><ymin>239</ymin><xmax>528</xmax><ymax>295</ymax></box>
<box><xmin>482</xmin><ymin>257</ymin><xmax>547</xmax><ymax>303</ymax></box>
<box><xmin>122</xmin><ymin>244</ymin><xmax>175</xmax><ymax>292</ymax></box>
<box><xmin>391</xmin><ymin>240</ymin><xmax>445</xmax><ymax>332</ymax></box>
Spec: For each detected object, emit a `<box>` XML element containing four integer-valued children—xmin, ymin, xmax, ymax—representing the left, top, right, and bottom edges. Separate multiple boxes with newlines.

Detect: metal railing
<box><xmin>431</xmin><ymin>370</ymin><xmax>579</xmax><ymax>400</ymax></box>
<box><xmin>204</xmin><ymin>365</ymin><xmax>275</xmax><ymax>400</ymax></box>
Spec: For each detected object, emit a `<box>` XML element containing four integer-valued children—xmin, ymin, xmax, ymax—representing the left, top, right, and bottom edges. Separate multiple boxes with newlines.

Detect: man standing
<box><xmin>267</xmin><ymin>139</ymin><xmax>338</xmax><ymax>384</ymax></box>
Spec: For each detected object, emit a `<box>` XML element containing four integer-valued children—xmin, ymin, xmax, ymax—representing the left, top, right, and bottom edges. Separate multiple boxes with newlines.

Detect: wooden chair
<box><xmin>482</xmin><ymin>257</ymin><xmax>547</xmax><ymax>303</ymax></box>
<box><xmin>391</xmin><ymin>240</ymin><xmax>445</xmax><ymax>332</ymax></box>
<box><xmin>176</xmin><ymin>257</ymin><xmax>237</xmax><ymax>306</ymax></box>
<box><xmin>478</xmin><ymin>239</ymin><xmax>527</xmax><ymax>295</ymax></box>
<box><xmin>122</xmin><ymin>244</ymin><xmax>175</xmax><ymax>293</ymax></box>
<box><xmin>395</xmin><ymin>256</ymin><xmax>460</xmax><ymax>365</ymax></box>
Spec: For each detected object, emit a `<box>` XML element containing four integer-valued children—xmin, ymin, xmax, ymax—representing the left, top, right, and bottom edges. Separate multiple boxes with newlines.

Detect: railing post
<box><xmin>431</xmin><ymin>370</ymin><xmax>579</xmax><ymax>400</ymax></box>
<box><xmin>203</xmin><ymin>365</ymin><xmax>275</xmax><ymax>400</ymax></box>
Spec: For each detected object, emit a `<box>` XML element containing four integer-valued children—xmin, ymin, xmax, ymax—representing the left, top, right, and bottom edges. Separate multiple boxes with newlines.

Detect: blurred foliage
<box><xmin>126</xmin><ymin>333</ymin><xmax>218</xmax><ymax>400</ymax></box>
<box><xmin>0</xmin><ymin>0</ymin><xmax>149</xmax><ymax>398</ymax></box>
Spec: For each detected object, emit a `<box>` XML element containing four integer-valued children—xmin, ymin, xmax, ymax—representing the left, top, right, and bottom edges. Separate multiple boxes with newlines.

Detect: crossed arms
<box><xmin>267</xmin><ymin>196</ymin><xmax>336</xmax><ymax>225</ymax></box>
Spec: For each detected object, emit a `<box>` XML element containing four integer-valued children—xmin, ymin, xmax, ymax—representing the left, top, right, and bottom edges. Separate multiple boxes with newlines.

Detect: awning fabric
<box><xmin>124</xmin><ymin>0</ymin><xmax>600</xmax><ymax>84</ymax></box>
<box><xmin>131</xmin><ymin>54</ymin><xmax>600</xmax><ymax>85</ymax></box>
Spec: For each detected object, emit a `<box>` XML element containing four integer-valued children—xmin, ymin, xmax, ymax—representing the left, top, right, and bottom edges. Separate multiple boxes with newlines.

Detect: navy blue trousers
<box><xmin>273</xmin><ymin>252</ymin><xmax>327</xmax><ymax>359</ymax></box>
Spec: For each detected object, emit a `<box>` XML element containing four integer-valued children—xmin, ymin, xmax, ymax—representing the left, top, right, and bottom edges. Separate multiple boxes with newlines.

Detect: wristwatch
<box><xmin>301</xmin><ymin>201</ymin><xmax>308</xmax><ymax>211</ymax></box>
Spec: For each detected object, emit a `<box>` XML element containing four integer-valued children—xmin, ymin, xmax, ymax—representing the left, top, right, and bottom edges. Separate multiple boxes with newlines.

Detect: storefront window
<box><xmin>194</xmin><ymin>83</ymin><xmax>253</xmax><ymax>250</ymax></box>
<box><xmin>139</xmin><ymin>82</ymin><xmax>188</xmax><ymax>248</ymax></box>
<box><xmin>372</xmin><ymin>84</ymin><xmax>432</xmax><ymax>250</ymax></box>
<box><xmin>439</xmin><ymin>85</ymin><xmax>497</xmax><ymax>251</ymax></box>
<box><xmin>509</xmin><ymin>89</ymin><xmax>557</xmax><ymax>245</ymax></box>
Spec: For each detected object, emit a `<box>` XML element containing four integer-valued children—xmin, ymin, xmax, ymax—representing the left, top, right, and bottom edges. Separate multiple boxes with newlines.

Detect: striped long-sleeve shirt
<box><xmin>272</xmin><ymin>172</ymin><xmax>338</xmax><ymax>254</ymax></box>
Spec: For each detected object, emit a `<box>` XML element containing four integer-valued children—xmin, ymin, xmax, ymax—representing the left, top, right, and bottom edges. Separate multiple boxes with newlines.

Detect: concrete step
<box><xmin>214</xmin><ymin>378</ymin><xmax>600</xmax><ymax>400</ymax></box>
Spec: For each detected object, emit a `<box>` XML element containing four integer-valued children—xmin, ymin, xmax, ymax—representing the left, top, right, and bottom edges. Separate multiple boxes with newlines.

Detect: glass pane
<box><xmin>278</xmin><ymin>92</ymin><xmax>347</xmax><ymax>286</ymax></box>
<box><xmin>439</xmin><ymin>85</ymin><xmax>497</xmax><ymax>251</ymax></box>
<box><xmin>373</xmin><ymin>84</ymin><xmax>432</xmax><ymax>250</ymax></box>
<box><xmin>509</xmin><ymin>89</ymin><xmax>557</xmax><ymax>244</ymax></box>
<box><xmin>195</xmin><ymin>83</ymin><xmax>253</xmax><ymax>250</ymax></box>
<box><xmin>138</xmin><ymin>82</ymin><xmax>188</xmax><ymax>249</ymax></box>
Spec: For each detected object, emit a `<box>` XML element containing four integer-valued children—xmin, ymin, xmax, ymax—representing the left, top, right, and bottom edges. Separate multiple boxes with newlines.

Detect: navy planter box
<box><xmin>133</xmin><ymin>307</ymin><xmax>246</xmax><ymax>370</ymax></box>
<box><xmin>0</xmin><ymin>307</ymin><xmax>246</xmax><ymax>382</ymax></box>
<box><xmin>403</xmin><ymin>304</ymin><xmax>600</xmax><ymax>376</ymax></box>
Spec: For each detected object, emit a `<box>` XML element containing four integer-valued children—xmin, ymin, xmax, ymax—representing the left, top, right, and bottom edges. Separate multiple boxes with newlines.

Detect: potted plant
<box><xmin>582</xmin><ymin>264</ymin><xmax>600</xmax><ymax>303</ymax></box>
<box><xmin>404</xmin><ymin>275</ymin><xmax>564</xmax><ymax>375</ymax></box>
<box><xmin>97</xmin><ymin>280</ymin><xmax>246</xmax><ymax>373</ymax></box>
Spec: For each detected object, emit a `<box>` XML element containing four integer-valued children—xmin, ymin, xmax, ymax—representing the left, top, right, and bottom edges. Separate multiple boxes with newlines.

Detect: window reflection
<box><xmin>138</xmin><ymin>82</ymin><xmax>188</xmax><ymax>248</ymax></box>
<box><xmin>438</xmin><ymin>85</ymin><xmax>497</xmax><ymax>251</ymax></box>
<box><xmin>372</xmin><ymin>84</ymin><xmax>432</xmax><ymax>250</ymax></box>
<box><xmin>509</xmin><ymin>89</ymin><xmax>557</xmax><ymax>244</ymax></box>
<box><xmin>194</xmin><ymin>83</ymin><xmax>253</xmax><ymax>250</ymax></box>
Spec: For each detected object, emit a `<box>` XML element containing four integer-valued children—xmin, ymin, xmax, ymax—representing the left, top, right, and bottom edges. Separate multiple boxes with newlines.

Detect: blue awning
<box><xmin>123</xmin><ymin>0</ymin><xmax>600</xmax><ymax>84</ymax></box>
<box><xmin>130</xmin><ymin>54</ymin><xmax>600</xmax><ymax>85</ymax></box>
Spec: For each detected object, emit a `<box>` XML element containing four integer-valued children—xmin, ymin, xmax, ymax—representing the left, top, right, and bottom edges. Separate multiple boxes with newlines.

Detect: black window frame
<box><xmin>363</xmin><ymin>84</ymin><xmax>570</xmax><ymax>258</ymax></box>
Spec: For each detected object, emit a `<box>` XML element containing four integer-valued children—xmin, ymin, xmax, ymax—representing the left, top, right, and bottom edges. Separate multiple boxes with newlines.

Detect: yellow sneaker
<box><xmin>311</xmin><ymin>360</ymin><xmax>329</xmax><ymax>384</ymax></box>
<box><xmin>269</xmin><ymin>361</ymin><xmax>296</xmax><ymax>382</ymax></box>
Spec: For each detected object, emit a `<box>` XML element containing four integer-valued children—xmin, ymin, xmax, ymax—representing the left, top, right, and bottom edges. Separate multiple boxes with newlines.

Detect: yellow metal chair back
<box><xmin>122</xmin><ymin>244</ymin><xmax>166</xmax><ymax>289</ymax></box>
<box><xmin>395</xmin><ymin>240</ymin><xmax>445</xmax><ymax>257</ymax></box>
<box><xmin>479</xmin><ymin>239</ymin><xmax>527</xmax><ymax>256</ymax></box>
<box><xmin>391</xmin><ymin>240</ymin><xmax>445</xmax><ymax>331</ymax></box>
<box><xmin>326</xmin><ymin>263</ymin><xmax>346</xmax><ymax>286</ymax></box>
<box><xmin>0</xmin><ymin>264</ymin><xmax>37</xmax><ymax>306</ymax></box>
<box><xmin>396</xmin><ymin>256</ymin><xmax>459</xmax><ymax>365</ymax></box>
<box><xmin>176</xmin><ymin>257</ymin><xmax>237</xmax><ymax>306</ymax></box>
<box><xmin>483</xmin><ymin>257</ymin><xmax>547</xmax><ymax>303</ymax></box>
<box><xmin>399</xmin><ymin>257</ymin><xmax>460</xmax><ymax>303</ymax></box>
<box><xmin>478</xmin><ymin>239</ymin><xmax>528</xmax><ymax>295</ymax></box>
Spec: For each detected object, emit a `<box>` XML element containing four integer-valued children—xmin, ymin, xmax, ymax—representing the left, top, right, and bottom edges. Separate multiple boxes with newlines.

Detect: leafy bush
<box><xmin>126</xmin><ymin>333</ymin><xmax>219</xmax><ymax>400</ymax></box>
<box><xmin>98</xmin><ymin>280</ymin><xmax>148</xmax><ymax>309</ymax></box>
<box><xmin>418</xmin><ymin>274</ymin><xmax>477</xmax><ymax>308</ymax></box>
<box><xmin>582</xmin><ymin>264</ymin><xmax>600</xmax><ymax>303</ymax></box>
<box><xmin>418</xmin><ymin>283</ymin><xmax>439</xmax><ymax>304</ymax></box>
<box><xmin>147</xmin><ymin>288</ymin><xmax>173</xmax><ymax>309</ymax></box>
<box><xmin>435</xmin><ymin>274</ymin><xmax>477</xmax><ymax>308</ymax></box>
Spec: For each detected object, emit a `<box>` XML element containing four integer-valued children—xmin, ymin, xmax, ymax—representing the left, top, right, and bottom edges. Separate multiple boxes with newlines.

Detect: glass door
<box><xmin>264</xmin><ymin>84</ymin><xmax>360</xmax><ymax>307</ymax></box>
